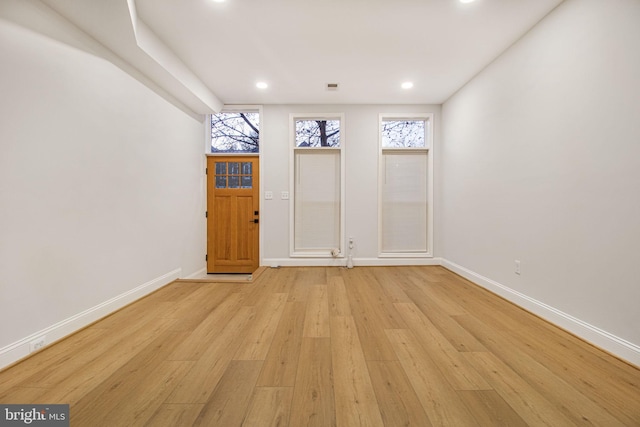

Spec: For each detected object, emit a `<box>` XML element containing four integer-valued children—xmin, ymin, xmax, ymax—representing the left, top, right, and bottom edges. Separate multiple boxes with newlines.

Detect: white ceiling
<box><xmin>40</xmin><ymin>0</ymin><xmax>564</xmax><ymax>109</ymax></box>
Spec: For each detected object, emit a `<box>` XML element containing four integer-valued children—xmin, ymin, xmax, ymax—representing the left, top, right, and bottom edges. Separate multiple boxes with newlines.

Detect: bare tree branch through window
<box><xmin>211</xmin><ymin>112</ymin><xmax>259</xmax><ymax>153</ymax></box>
<box><xmin>295</xmin><ymin>120</ymin><xmax>340</xmax><ymax>147</ymax></box>
<box><xmin>381</xmin><ymin>120</ymin><xmax>426</xmax><ymax>148</ymax></box>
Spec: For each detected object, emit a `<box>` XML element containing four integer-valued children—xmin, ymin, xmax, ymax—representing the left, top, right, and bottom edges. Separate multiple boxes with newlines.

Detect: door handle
<box><xmin>250</xmin><ymin>219</ymin><xmax>259</xmax><ymax>224</ymax></box>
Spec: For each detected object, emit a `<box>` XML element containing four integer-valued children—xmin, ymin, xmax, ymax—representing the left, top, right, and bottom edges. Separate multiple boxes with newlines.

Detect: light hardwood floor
<box><xmin>1</xmin><ymin>266</ymin><xmax>639</xmax><ymax>426</ymax></box>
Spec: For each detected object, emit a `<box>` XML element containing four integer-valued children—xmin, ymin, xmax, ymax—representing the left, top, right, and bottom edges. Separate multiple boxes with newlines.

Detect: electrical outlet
<box><xmin>515</xmin><ymin>260</ymin><xmax>521</xmax><ymax>275</ymax></box>
<box><xmin>30</xmin><ymin>336</ymin><xmax>46</xmax><ymax>353</ymax></box>
<box><xmin>281</xmin><ymin>191</ymin><xmax>289</xmax><ymax>200</ymax></box>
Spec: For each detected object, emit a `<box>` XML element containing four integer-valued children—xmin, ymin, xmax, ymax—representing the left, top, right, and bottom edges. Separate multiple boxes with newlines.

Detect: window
<box><xmin>290</xmin><ymin>114</ymin><xmax>345</xmax><ymax>257</ymax></box>
<box><xmin>214</xmin><ymin>161</ymin><xmax>253</xmax><ymax>189</ymax></box>
<box><xmin>381</xmin><ymin>120</ymin><xmax>426</xmax><ymax>148</ymax></box>
<box><xmin>210</xmin><ymin>110</ymin><xmax>260</xmax><ymax>153</ymax></box>
<box><xmin>295</xmin><ymin>119</ymin><xmax>341</xmax><ymax>147</ymax></box>
<box><xmin>379</xmin><ymin>114</ymin><xmax>433</xmax><ymax>257</ymax></box>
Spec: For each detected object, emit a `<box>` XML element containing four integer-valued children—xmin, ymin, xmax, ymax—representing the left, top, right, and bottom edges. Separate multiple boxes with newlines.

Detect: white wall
<box><xmin>441</xmin><ymin>0</ymin><xmax>640</xmax><ymax>364</ymax></box>
<box><xmin>0</xmin><ymin>16</ymin><xmax>205</xmax><ymax>367</ymax></box>
<box><xmin>5</xmin><ymin>0</ymin><xmax>637</xmax><ymax>370</ymax></box>
<box><xmin>261</xmin><ymin>104</ymin><xmax>441</xmax><ymax>266</ymax></box>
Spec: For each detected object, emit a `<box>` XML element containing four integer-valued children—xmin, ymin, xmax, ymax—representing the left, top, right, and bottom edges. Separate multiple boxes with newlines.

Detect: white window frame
<box><xmin>289</xmin><ymin>113</ymin><xmax>345</xmax><ymax>257</ymax></box>
<box><xmin>378</xmin><ymin>112</ymin><xmax>434</xmax><ymax>258</ymax></box>
<box><xmin>206</xmin><ymin>105</ymin><xmax>263</xmax><ymax>156</ymax></box>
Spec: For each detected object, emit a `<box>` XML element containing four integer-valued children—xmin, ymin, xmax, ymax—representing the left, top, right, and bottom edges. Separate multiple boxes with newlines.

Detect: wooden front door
<box><xmin>207</xmin><ymin>156</ymin><xmax>259</xmax><ymax>273</ymax></box>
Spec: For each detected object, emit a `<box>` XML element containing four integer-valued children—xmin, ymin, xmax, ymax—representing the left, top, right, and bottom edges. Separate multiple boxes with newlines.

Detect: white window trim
<box><xmin>205</xmin><ymin>105</ymin><xmax>263</xmax><ymax>156</ymax></box>
<box><xmin>378</xmin><ymin>112</ymin><xmax>434</xmax><ymax>258</ymax></box>
<box><xmin>289</xmin><ymin>113</ymin><xmax>345</xmax><ymax>258</ymax></box>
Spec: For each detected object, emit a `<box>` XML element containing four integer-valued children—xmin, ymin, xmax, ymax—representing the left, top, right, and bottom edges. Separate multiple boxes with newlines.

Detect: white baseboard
<box><xmin>350</xmin><ymin>257</ymin><xmax>443</xmax><ymax>266</ymax></box>
<box><xmin>184</xmin><ymin>267</ymin><xmax>206</xmax><ymax>279</ymax></box>
<box><xmin>263</xmin><ymin>257</ymin><xmax>443</xmax><ymax>268</ymax></box>
<box><xmin>441</xmin><ymin>259</ymin><xmax>640</xmax><ymax>367</ymax></box>
<box><xmin>0</xmin><ymin>268</ymin><xmax>181</xmax><ymax>370</ymax></box>
<box><xmin>264</xmin><ymin>258</ymin><xmax>349</xmax><ymax>268</ymax></box>
<box><xmin>4</xmin><ymin>261</ymin><xmax>637</xmax><ymax>369</ymax></box>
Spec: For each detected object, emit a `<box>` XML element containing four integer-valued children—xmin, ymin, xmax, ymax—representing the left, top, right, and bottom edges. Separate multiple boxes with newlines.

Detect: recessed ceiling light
<box><xmin>256</xmin><ymin>81</ymin><xmax>268</xmax><ymax>89</ymax></box>
<box><xmin>211</xmin><ymin>0</ymin><xmax>226</xmax><ymax>3</ymax></box>
<box><xmin>459</xmin><ymin>0</ymin><xmax>476</xmax><ymax>3</ymax></box>
<box><xmin>401</xmin><ymin>81</ymin><xmax>414</xmax><ymax>89</ymax></box>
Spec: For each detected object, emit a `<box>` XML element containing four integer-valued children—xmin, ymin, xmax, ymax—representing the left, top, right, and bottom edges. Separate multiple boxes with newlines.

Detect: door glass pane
<box><xmin>215</xmin><ymin>176</ymin><xmax>227</xmax><ymax>188</ymax></box>
<box><xmin>228</xmin><ymin>162</ymin><xmax>240</xmax><ymax>175</ymax></box>
<box><xmin>241</xmin><ymin>176</ymin><xmax>252</xmax><ymax>188</ymax></box>
<box><xmin>241</xmin><ymin>162</ymin><xmax>252</xmax><ymax>175</ymax></box>
<box><xmin>228</xmin><ymin>176</ymin><xmax>240</xmax><ymax>188</ymax></box>
<box><xmin>215</xmin><ymin>162</ymin><xmax>227</xmax><ymax>174</ymax></box>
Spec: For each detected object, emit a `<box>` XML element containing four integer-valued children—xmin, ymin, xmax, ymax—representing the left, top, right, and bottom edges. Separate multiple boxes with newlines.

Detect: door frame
<box><xmin>206</xmin><ymin>154</ymin><xmax>261</xmax><ymax>273</ymax></box>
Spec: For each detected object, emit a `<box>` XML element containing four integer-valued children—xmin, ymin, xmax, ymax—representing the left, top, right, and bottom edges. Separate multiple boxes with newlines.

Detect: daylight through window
<box><xmin>210</xmin><ymin>111</ymin><xmax>260</xmax><ymax>153</ymax></box>
<box><xmin>295</xmin><ymin>119</ymin><xmax>340</xmax><ymax>147</ymax></box>
<box><xmin>381</xmin><ymin>120</ymin><xmax>426</xmax><ymax>148</ymax></box>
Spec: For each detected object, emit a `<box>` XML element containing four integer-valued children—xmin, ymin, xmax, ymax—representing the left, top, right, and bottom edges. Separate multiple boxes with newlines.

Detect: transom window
<box><xmin>210</xmin><ymin>111</ymin><xmax>260</xmax><ymax>153</ymax></box>
<box><xmin>295</xmin><ymin>119</ymin><xmax>341</xmax><ymax>147</ymax></box>
<box><xmin>381</xmin><ymin>119</ymin><xmax>427</xmax><ymax>148</ymax></box>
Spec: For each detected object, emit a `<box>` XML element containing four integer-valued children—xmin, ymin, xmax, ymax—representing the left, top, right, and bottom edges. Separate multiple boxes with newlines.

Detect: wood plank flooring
<box><xmin>1</xmin><ymin>266</ymin><xmax>639</xmax><ymax>426</ymax></box>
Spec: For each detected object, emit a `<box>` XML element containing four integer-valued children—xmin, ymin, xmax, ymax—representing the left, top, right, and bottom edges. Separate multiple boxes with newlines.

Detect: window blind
<box><xmin>381</xmin><ymin>152</ymin><xmax>428</xmax><ymax>252</ymax></box>
<box><xmin>294</xmin><ymin>152</ymin><xmax>341</xmax><ymax>251</ymax></box>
